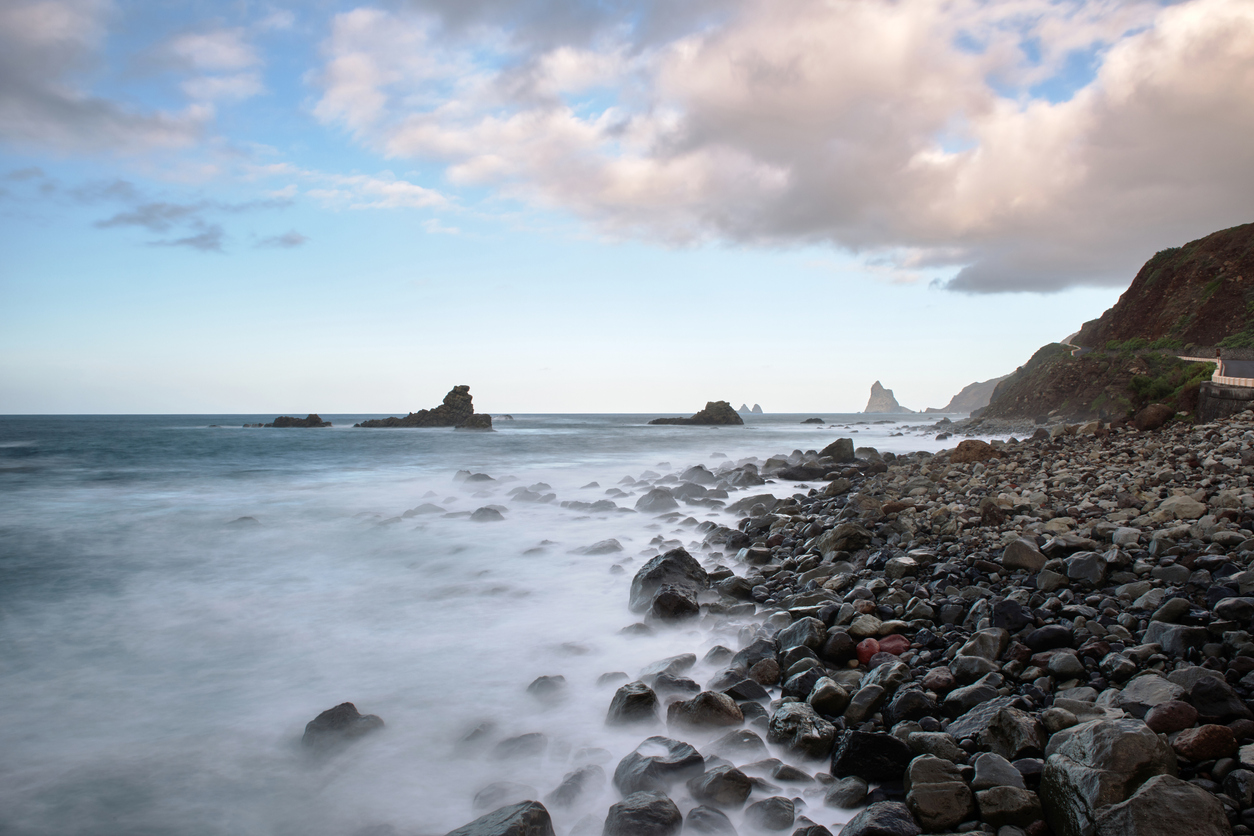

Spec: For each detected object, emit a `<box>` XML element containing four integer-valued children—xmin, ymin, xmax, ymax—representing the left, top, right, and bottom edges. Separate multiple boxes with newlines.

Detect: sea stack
<box><xmin>863</xmin><ymin>382</ymin><xmax>913</xmax><ymax>413</ymax></box>
<box><xmin>751</xmin><ymin>404</ymin><xmax>763</xmax><ymax>414</ymax></box>
<box><xmin>649</xmin><ymin>401</ymin><xmax>744</xmax><ymax>425</ymax></box>
<box><xmin>354</xmin><ymin>385</ymin><xmax>492</xmax><ymax>429</ymax></box>
<box><xmin>265</xmin><ymin>414</ymin><xmax>331</xmax><ymax>428</ymax></box>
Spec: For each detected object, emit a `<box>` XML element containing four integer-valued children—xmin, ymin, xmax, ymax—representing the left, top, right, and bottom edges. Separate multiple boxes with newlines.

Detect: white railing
<box><xmin>1214</xmin><ymin>375</ymin><xmax>1254</xmax><ymax>387</ymax></box>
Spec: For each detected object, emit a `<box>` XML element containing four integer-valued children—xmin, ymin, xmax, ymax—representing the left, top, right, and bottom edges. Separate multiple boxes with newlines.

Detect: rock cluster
<box><xmin>650</xmin><ymin>401</ymin><xmax>745</xmax><ymax>426</ymax></box>
<box><xmin>440</xmin><ymin>408</ymin><xmax>1254</xmax><ymax>836</ymax></box>
<box><xmin>354</xmin><ymin>385</ymin><xmax>492</xmax><ymax>429</ymax></box>
<box><xmin>264</xmin><ymin>414</ymin><xmax>331</xmax><ymax>428</ymax></box>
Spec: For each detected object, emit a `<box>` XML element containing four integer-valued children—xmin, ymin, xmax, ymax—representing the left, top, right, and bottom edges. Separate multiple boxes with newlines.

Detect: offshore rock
<box><xmin>301</xmin><ymin>702</ymin><xmax>384</xmax><ymax>751</ymax></box>
<box><xmin>444</xmin><ymin>801</ymin><xmax>555</xmax><ymax>836</ymax></box>
<box><xmin>355</xmin><ymin>385</ymin><xmax>476</xmax><ymax>428</ymax></box>
<box><xmin>629</xmin><ymin>548</ymin><xmax>709</xmax><ymax>613</ymax></box>
<box><xmin>648</xmin><ymin>401</ymin><xmax>744</xmax><ymax>426</ymax></box>
<box><xmin>864</xmin><ymin>381</ymin><xmax>913</xmax><ymax>413</ymax></box>
<box><xmin>266</xmin><ymin>414</ymin><xmax>331</xmax><ymax>428</ymax></box>
<box><xmin>602</xmin><ymin>791</ymin><xmax>682</xmax><ymax>836</ymax></box>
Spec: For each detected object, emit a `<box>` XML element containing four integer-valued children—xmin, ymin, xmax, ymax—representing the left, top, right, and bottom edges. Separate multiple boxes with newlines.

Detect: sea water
<box><xmin>0</xmin><ymin>413</ymin><xmax>973</xmax><ymax>836</ymax></box>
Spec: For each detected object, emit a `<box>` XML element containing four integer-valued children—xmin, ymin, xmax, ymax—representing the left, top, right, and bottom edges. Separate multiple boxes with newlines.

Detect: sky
<box><xmin>1</xmin><ymin>0</ymin><xmax>1253</xmax><ymax>414</ymax></box>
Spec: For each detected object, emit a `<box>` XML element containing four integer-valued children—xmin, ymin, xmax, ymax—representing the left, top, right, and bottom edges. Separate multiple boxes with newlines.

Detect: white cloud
<box><xmin>313</xmin><ymin>0</ymin><xmax>1254</xmax><ymax>291</ymax></box>
<box><xmin>164</xmin><ymin>28</ymin><xmax>259</xmax><ymax>72</ymax></box>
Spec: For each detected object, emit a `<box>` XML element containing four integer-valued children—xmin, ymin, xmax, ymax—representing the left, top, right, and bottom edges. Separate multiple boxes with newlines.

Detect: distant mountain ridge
<box><xmin>924</xmin><ymin>376</ymin><xmax>1009</xmax><ymax>414</ymax></box>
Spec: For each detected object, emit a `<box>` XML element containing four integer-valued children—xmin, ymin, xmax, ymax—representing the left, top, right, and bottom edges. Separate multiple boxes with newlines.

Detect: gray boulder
<box><xmin>302</xmin><ymin>702</ymin><xmax>384</xmax><ymax>751</ymax></box>
<box><xmin>744</xmin><ymin>797</ymin><xmax>794</xmax><ymax>831</ymax></box>
<box><xmin>831</xmin><ymin>731</ymin><xmax>912</xmax><ymax>782</ymax></box>
<box><xmin>685</xmin><ymin>805</ymin><xmax>738</xmax><ymax>836</ymax></box>
<box><xmin>1093</xmin><ymin>774</ymin><xmax>1231</xmax><ymax>836</ymax></box>
<box><xmin>838</xmin><ymin>801</ymin><xmax>922</xmax><ymax>836</ymax></box>
<box><xmin>636</xmin><ymin>489</ymin><xmax>680</xmax><ymax>513</ymax></box>
<box><xmin>445</xmin><ymin>801</ymin><xmax>556</xmax><ymax>836</ymax></box>
<box><xmin>686</xmin><ymin>766</ymin><xmax>753</xmax><ymax>808</ymax></box>
<box><xmin>629</xmin><ymin>548</ymin><xmax>709</xmax><ymax>613</ymax></box>
<box><xmin>904</xmin><ymin>755</ymin><xmax>973</xmax><ymax>832</ymax></box>
<box><xmin>607</xmin><ymin>681</ymin><xmax>660</xmax><ymax>726</ymax></box>
<box><xmin>767</xmin><ymin>701</ymin><xmax>837</xmax><ymax>760</ymax></box>
<box><xmin>614</xmin><ymin>737</ymin><xmax>705</xmax><ymax>795</ymax></box>
<box><xmin>666</xmin><ymin>691</ymin><xmax>743</xmax><ymax>731</ymax></box>
<box><xmin>603</xmin><ymin>791</ymin><xmax>682</xmax><ymax>836</ymax></box>
<box><xmin>1039</xmin><ymin>718</ymin><xmax>1177</xmax><ymax>836</ymax></box>
<box><xmin>1002</xmin><ymin>538</ymin><xmax>1046</xmax><ymax>572</ymax></box>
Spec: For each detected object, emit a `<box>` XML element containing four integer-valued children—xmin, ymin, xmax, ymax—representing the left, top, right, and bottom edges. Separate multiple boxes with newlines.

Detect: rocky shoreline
<box><xmin>309</xmin><ymin>408</ymin><xmax>1254</xmax><ymax>836</ymax></box>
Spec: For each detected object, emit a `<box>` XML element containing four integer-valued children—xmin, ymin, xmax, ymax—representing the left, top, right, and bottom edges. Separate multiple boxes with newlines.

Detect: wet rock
<box><xmin>710</xmin><ymin>729</ymin><xmax>769</xmax><ymax>762</ymax></box>
<box><xmin>614</xmin><ymin>737</ymin><xmax>705</xmax><ymax>795</ymax></box>
<box><xmin>608</xmin><ymin>681</ymin><xmax>661</xmax><ymax>726</ymax></box>
<box><xmin>629</xmin><ymin>548</ymin><xmax>709</xmax><ymax>613</ymax></box>
<box><xmin>667</xmin><ymin>692</ymin><xmax>743</xmax><ymax>731</ymax></box>
<box><xmin>837</xmin><ymin>801</ymin><xmax>922</xmax><ymax>836</ymax></box>
<box><xmin>650</xmin><ymin>585</ymin><xmax>700</xmax><ymax>622</ymax></box>
<box><xmin>1115</xmin><ymin>674</ymin><xmax>1185</xmax><ymax>719</ymax></box>
<box><xmin>471</xmin><ymin>507</ymin><xmax>505</xmax><ymax>522</ymax></box>
<box><xmin>545</xmin><ymin>766</ymin><xmax>605</xmax><ymax>809</ymax></box>
<box><xmin>972</xmin><ymin>752</ymin><xmax>1026</xmax><ymax>790</ymax></box>
<box><xmin>603</xmin><ymin>791</ymin><xmax>683</xmax><ymax>836</ymax></box>
<box><xmin>824</xmin><ymin>776</ymin><xmax>869</xmax><ymax>808</ymax></box>
<box><xmin>685</xmin><ymin>806</ymin><xmax>738</xmax><ymax>836</ymax></box>
<box><xmin>1190</xmin><ymin>676</ymin><xmax>1254</xmax><ymax>723</ymax></box>
<box><xmin>974</xmin><ymin>786</ymin><xmax>1042</xmax><ymax>829</ymax></box>
<box><xmin>778</xmin><ymin>617</ymin><xmax>827</xmax><ymax>652</ymax></box>
<box><xmin>768</xmin><ymin>702</ymin><xmax>837</xmax><ymax>760</ymax></box>
<box><xmin>904</xmin><ymin>755</ymin><xmax>974</xmax><ymax>831</ymax></box>
<box><xmin>494</xmin><ymin>733</ymin><xmax>547</xmax><ymax>759</ymax></box>
<box><xmin>744</xmin><ymin>797</ymin><xmax>795</xmax><ymax>831</ymax></box>
<box><xmin>1173</xmin><ymin>725</ymin><xmax>1238</xmax><ymax>762</ymax></box>
<box><xmin>302</xmin><ymin>702</ymin><xmax>385</xmax><ymax>751</ymax></box>
<box><xmin>636</xmin><ymin>489</ymin><xmax>680</xmax><ymax>513</ymax></box>
<box><xmin>814</xmin><ymin>523</ymin><xmax>873</xmax><ymax>557</ymax></box>
<box><xmin>1144</xmin><ymin>700</ymin><xmax>1198</xmax><ymax>734</ymax></box>
<box><xmin>1093</xmin><ymin>774</ymin><xmax>1231</xmax><ymax>836</ymax></box>
<box><xmin>445</xmin><ymin>801</ymin><xmax>555</xmax><ymax>836</ymax></box>
<box><xmin>527</xmin><ymin>676</ymin><xmax>566</xmax><ymax>701</ymax></box>
<box><xmin>686</xmin><ymin>766</ymin><xmax>753</xmax><ymax>808</ymax></box>
<box><xmin>474</xmin><ymin>783</ymin><xmax>538</xmax><ymax>811</ymax></box>
<box><xmin>831</xmin><ymin>731</ymin><xmax>912</xmax><ymax>782</ymax></box>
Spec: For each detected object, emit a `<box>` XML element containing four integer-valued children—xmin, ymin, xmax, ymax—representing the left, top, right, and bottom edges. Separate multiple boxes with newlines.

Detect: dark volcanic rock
<box><xmin>456</xmin><ymin>413</ymin><xmax>494</xmax><ymax>430</ymax></box>
<box><xmin>607</xmin><ymin>681</ymin><xmax>660</xmax><ymax>726</ymax></box>
<box><xmin>648</xmin><ymin>401</ymin><xmax>744</xmax><ymax>426</ymax></box>
<box><xmin>685</xmin><ymin>806</ymin><xmax>738</xmax><ymax>836</ymax></box>
<box><xmin>838</xmin><ymin>801</ymin><xmax>922</xmax><ymax>836</ymax></box>
<box><xmin>266</xmin><ymin>414</ymin><xmax>331</xmax><ymax>428</ymax></box>
<box><xmin>301</xmin><ymin>702</ymin><xmax>384</xmax><ymax>751</ymax></box>
<box><xmin>444</xmin><ymin>801</ymin><xmax>555</xmax><ymax>836</ymax></box>
<box><xmin>687</xmin><ymin>766</ymin><xmax>753</xmax><ymax>808</ymax></box>
<box><xmin>1092</xmin><ymin>774</ymin><xmax>1231</xmax><ymax>836</ymax></box>
<box><xmin>602</xmin><ymin>791</ymin><xmax>682</xmax><ymax>836</ymax></box>
<box><xmin>831</xmin><ymin>731</ymin><xmax>912</xmax><ymax>782</ymax></box>
<box><xmin>613</xmin><ymin>737</ymin><xmax>704</xmax><ymax>795</ymax></box>
<box><xmin>666</xmin><ymin>691</ymin><xmax>743</xmax><ymax>730</ymax></box>
<box><xmin>629</xmin><ymin>548</ymin><xmax>709</xmax><ymax>613</ymax></box>
<box><xmin>354</xmin><ymin>385</ymin><xmax>476</xmax><ymax>428</ymax></box>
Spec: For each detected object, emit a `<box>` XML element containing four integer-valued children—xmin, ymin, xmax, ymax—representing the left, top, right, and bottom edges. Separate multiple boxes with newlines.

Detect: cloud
<box><xmin>0</xmin><ymin>0</ymin><xmax>206</xmax><ymax>152</ymax></box>
<box><xmin>257</xmin><ymin>230</ymin><xmax>308</xmax><ymax>248</ymax></box>
<box><xmin>158</xmin><ymin>26</ymin><xmax>266</xmax><ymax>104</ymax></box>
<box><xmin>314</xmin><ymin>0</ymin><xmax>1254</xmax><ymax>292</ymax></box>
<box><xmin>153</xmin><ymin>224</ymin><xmax>225</xmax><ymax>252</ymax></box>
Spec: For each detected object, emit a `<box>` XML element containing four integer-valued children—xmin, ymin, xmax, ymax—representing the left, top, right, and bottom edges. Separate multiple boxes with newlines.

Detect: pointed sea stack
<box><xmin>649</xmin><ymin>401</ymin><xmax>744</xmax><ymax>426</ymax></box>
<box><xmin>354</xmin><ymin>385</ymin><xmax>492</xmax><ymax>429</ymax></box>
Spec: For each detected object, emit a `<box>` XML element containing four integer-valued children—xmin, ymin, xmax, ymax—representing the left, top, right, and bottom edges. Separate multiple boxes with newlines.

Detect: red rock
<box><xmin>1145</xmin><ymin>700</ymin><xmax>1198</xmax><ymax>734</ymax></box>
<box><xmin>856</xmin><ymin>638</ymin><xmax>880</xmax><ymax>666</ymax></box>
<box><xmin>878</xmin><ymin>634</ymin><xmax>910</xmax><ymax>656</ymax></box>
<box><xmin>950</xmin><ymin>439</ymin><xmax>1002</xmax><ymax>464</ymax></box>
<box><xmin>1173</xmin><ymin>724</ymin><xmax>1237</xmax><ymax>761</ymax></box>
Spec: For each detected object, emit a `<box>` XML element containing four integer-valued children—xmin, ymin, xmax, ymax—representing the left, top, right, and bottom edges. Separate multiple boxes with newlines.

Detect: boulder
<box><xmin>744</xmin><ymin>797</ymin><xmax>795</xmax><ymax>831</ymax></box>
<box><xmin>975</xmin><ymin>787</ymin><xmax>1042</xmax><ymax>829</ymax></box>
<box><xmin>1001</xmin><ymin>538</ymin><xmax>1047</xmax><ymax>572</ymax></box>
<box><xmin>950</xmin><ymin>439</ymin><xmax>1001</xmax><ymax>464</ymax></box>
<box><xmin>1093</xmin><ymin>774</ymin><xmax>1231</xmax><ymax>836</ymax></box>
<box><xmin>685</xmin><ymin>806</ymin><xmax>738</xmax><ymax>836</ymax></box>
<box><xmin>649</xmin><ymin>585</ymin><xmax>700</xmax><ymax>622</ymax></box>
<box><xmin>814</xmin><ymin>523</ymin><xmax>873</xmax><ymax>556</ymax></box>
<box><xmin>1132</xmin><ymin>403</ymin><xmax>1175</xmax><ymax>431</ymax></box>
<box><xmin>777</xmin><ymin>617</ymin><xmax>827</xmax><ymax>652</ymax></box>
<box><xmin>636</xmin><ymin>489</ymin><xmax>680</xmax><ymax>513</ymax></box>
<box><xmin>904</xmin><ymin>755</ymin><xmax>974</xmax><ymax>832</ymax></box>
<box><xmin>445</xmin><ymin>801</ymin><xmax>555</xmax><ymax>836</ymax></box>
<box><xmin>824</xmin><ymin>776</ymin><xmax>869</xmax><ymax>808</ymax></box>
<box><xmin>456</xmin><ymin>414</ymin><xmax>494</xmax><ymax>430</ymax></box>
<box><xmin>545</xmin><ymin>766</ymin><xmax>605</xmax><ymax>809</ymax></box>
<box><xmin>1039</xmin><ymin>718</ymin><xmax>1177</xmax><ymax>836</ymax></box>
<box><xmin>831</xmin><ymin>731</ymin><xmax>912</xmax><ymax>782</ymax></box>
<box><xmin>629</xmin><ymin>548</ymin><xmax>708</xmax><ymax>613</ymax></box>
<box><xmin>301</xmin><ymin>702</ymin><xmax>384</xmax><ymax>751</ymax></box>
<box><xmin>838</xmin><ymin>802</ymin><xmax>922</xmax><ymax>836</ymax></box>
<box><xmin>602</xmin><ymin>791</ymin><xmax>682</xmax><ymax>836</ymax></box>
<box><xmin>819</xmin><ymin>438</ymin><xmax>856</xmax><ymax>462</ymax></box>
<box><xmin>666</xmin><ymin>692</ymin><xmax>743</xmax><ymax>731</ymax></box>
<box><xmin>648</xmin><ymin>402</ymin><xmax>744</xmax><ymax>426</ymax></box>
<box><xmin>613</xmin><ymin>737</ymin><xmax>705</xmax><ymax>795</ymax></box>
<box><xmin>687</xmin><ymin>766</ymin><xmax>753</xmax><ymax>808</ymax></box>
<box><xmin>607</xmin><ymin>681</ymin><xmax>660</xmax><ymax>726</ymax></box>
<box><xmin>767</xmin><ymin>702</ymin><xmax>837</xmax><ymax>760</ymax></box>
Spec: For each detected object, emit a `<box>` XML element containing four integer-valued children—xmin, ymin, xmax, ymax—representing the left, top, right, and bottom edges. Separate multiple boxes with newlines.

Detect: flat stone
<box><xmin>1115</xmin><ymin>674</ymin><xmax>1185</xmax><ymax>719</ymax></box>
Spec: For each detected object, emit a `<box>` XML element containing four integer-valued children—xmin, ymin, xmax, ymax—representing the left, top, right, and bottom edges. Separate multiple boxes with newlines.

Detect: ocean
<box><xmin>0</xmin><ymin>412</ymin><xmax>970</xmax><ymax>836</ymax></box>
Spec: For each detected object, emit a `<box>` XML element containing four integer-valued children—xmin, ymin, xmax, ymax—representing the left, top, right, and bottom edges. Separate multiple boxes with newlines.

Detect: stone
<box><xmin>982</xmin><ymin>707</ymin><xmax>1047</xmax><ymax>761</ymax></box>
<box><xmin>602</xmin><ymin>791</ymin><xmax>683</xmax><ymax>836</ymax></box>
<box><xmin>355</xmin><ymin>385</ymin><xmax>476</xmax><ymax>428</ymax></box>
<box><xmin>1093</xmin><ymin>774</ymin><xmax>1232</xmax><ymax>836</ymax></box>
<box><xmin>648</xmin><ymin>401</ymin><xmax>744</xmax><ymax>426</ymax></box>
<box><xmin>1002</xmin><ymin>539</ymin><xmax>1047</xmax><ymax>572</ymax></box>
<box><xmin>778</xmin><ymin>617</ymin><xmax>827</xmax><ymax>651</ymax></box>
<box><xmin>1039</xmin><ymin>718</ymin><xmax>1177</xmax><ymax>836</ymax></box>
<box><xmin>1132</xmin><ymin>403</ymin><xmax>1175</xmax><ymax>432</ymax></box>
<box><xmin>744</xmin><ymin>797</ymin><xmax>795</xmax><ymax>831</ymax></box>
<box><xmin>1143</xmin><ymin>622</ymin><xmax>1206</xmax><ymax>657</ymax></box>
<box><xmin>837</xmin><ymin>801</ymin><xmax>922</xmax><ymax>836</ymax></box>
<box><xmin>471</xmin><ymin>507</ymin><xmax>505</xmax><ymax>522</ymax></box>
<box><xmin>1191</xmin><ymin>676</ymin><xmax>1254</xmax><ymax>723</ymax></box>
<box><xmin>608</xmin><ymin>681</ymin><xmax>660</xmax><ymax>726</ymax></box>
<box><xmin>267</xmin><ymin>414</ymin><xmax>331</xmax><ymax>428</ymax></box>
<box><xmin>667</xmin><ymin>692</ymin><xmax>743</xmax><ymax>730</ymax></box>
<box><xmin>302</xmin><ymin>702</ymin><xmax>384</xmax><ymax>751</ymax></box>
<box><xmin>445</xmin><ymin>801</ymin><xmax>555</xmax><ymax>836</ymax></box>
<box><xmin>474</xmin><ymin>783</ymin><xmax>538</xmax><ymax>811</ymax></box>
<box><xmin>1173</xmin><ymin>724</ymin><xmax>1238</xmax><ymax>762</ymax></box>
<box><xmin>973</xmin><ymin>753</ymin><xmax>1026</xmax><ymax>790</ymax></box>
<box><xmin>709</xmin><ymin>729</ymin><xmax>769</xmax><ymax>762</ymax></box>
<box><xmin>685</xmin><ymin>806</ymin><xmax>737</xmax><ymax>836</ymax></box>
<box><xmin>613</xmin><ymin>737</ymin><xmax>705</xmax><ymax>795</ymax></box>
<box><xmin>815</xmin><ymin>523</ymin><xmax>874</xmax><ymax>557</ymax></box>
<box><xmin>951</xmin><ymin>439</ymin><xmax>1001</xmax><ymax>463</ymax></box>
<box><xmin>1025</xmin><ymin>625</ymin><xmax>1074</xmax><ymax>652</ymax></box>
<box><xmin>750</xmin><ymin>658</ymin><xmax>781</xmax><ymax>685</ymax></box>
<box><xmin>975</xmin><ymin>787</ymin><xmax>1042</xmax><ymax>829</ymax></box>
<box><xmin>768</xmin><ymin>701</ymin><xmax>837</xmax><ymax>760</ymax></box>
<box><xmin>905</xmin><ymin>754</ymin><xmax>965</xmax><ymax>790</ymax></box>
<box><xmin>825</xmin><ymin>776</ymin><xmax>869</xmax><ymax>808</ymax></box>
<box><xmin>960</xmin><ymin>628</ymin><xmax>1010</xmax><ymax>661</ymax></box>
<box><xmin>1116</xmin><ymin>675</ymin><xmax>1185</xmax><ymax>719</ymax></box>
<box><xmin>1065</xmin><ymin>552</ymin><xmax>1106</xmax><ymax>586</ymax></box>
<box><xmin>629</xmin><ymin>548</ymin><xmax>709</xmax><ymax>613</ymax></box>
<box><xmin>687</xmin><ymin>766</ymin><xmax>753</xmax><ymax>808</ymax></box>
<box><xmin>1158</xmin><ymin>495</ymin><xmax>1207</xmax><ymax>521</ymax></box>
<box><xmin>808</xmin><ymin>677</ymin><xmax>850</xmax><ymax>716</ymax></box>
<box><xmin>1143</xmin><ymin>700</ymin><xmax>1197</xmax><ymax>734</ymax></box>
<box><xmin>843</xmin><ymin>685</ymin><xmax>887</xmax><ymax>725</ymax></box>
<box><xmin>819</xmin><ymin>438</ymin><xmax>856</xmax><ymax>462</ymax></box>
<box><xmin>831</xmin><ymin>731</ymin><xmax>912</xmax><ymax>782</ymax></box>
<box><xmin>636</xmin><ymin>488</ymin><xmax>680</xmax><ymax>513</ymax></box>
<box><xmin>907</xmin><ymin>781</ymin><xmax>974</xmax><ymax>831</ymax></box>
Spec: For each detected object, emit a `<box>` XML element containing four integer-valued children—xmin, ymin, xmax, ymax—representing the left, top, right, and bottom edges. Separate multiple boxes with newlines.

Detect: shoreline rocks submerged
<box><xmin>323</xmin><ymin>408</ymin><xmax>1254</xmax><ymax>836</ymax></box>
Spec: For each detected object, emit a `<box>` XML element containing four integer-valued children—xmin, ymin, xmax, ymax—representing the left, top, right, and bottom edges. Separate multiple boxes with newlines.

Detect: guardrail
<box><xmin>1214</xmin><ymin>375</ymin><xmax>1254</xmax><ymax>387</ymax></box>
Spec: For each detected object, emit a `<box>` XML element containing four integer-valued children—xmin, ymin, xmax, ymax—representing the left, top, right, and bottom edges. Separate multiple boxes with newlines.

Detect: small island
<box><xmin>354</xmin><ymin>385</ymin><xmax>492</xmax><ymax>430</ymax></box>
<box><xmin>648</xmin><ymin>400</ymin><xmax>744</xmax><ymax>426</ymax></box>
<box><xmin>251</xmin><ymin>414</ymin><xmax>331</xmax><ymax>428</ymax></box>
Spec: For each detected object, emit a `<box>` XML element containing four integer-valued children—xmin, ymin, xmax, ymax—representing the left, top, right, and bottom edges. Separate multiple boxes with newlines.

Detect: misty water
<box><xmin>0</xmin><ymin>413</ymin><xmax>969</xmax><ymax>836</ymax></box>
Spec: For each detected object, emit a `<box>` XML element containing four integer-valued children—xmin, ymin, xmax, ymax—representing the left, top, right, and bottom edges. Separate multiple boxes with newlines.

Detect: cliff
<box><xmin>354</xmin><ymin>386</ymin><xmax>492</xmax><ymax>429</ymax></box>
<box><xmin>863</xmin><ymin>381</ymin><xmax>913</xmax><ymax>413</ymax></box>
<box><xmin>925</xmin><ymin>376</ymin><xmax>1008</xmax><ymax>414</ymax></box>
<box><xmin>1073</xmin><ymin>222</ymin><xmax>1254</xmax><ymax>349</ymax></box>
<box><xmin>649</xmin><ymin>401</ymin><xmax>744</xmax><ymax>426</ymax></box>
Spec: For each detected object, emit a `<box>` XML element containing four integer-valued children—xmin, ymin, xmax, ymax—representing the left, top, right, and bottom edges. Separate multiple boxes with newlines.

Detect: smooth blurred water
<box><xmin>0</xmin><ymin>413</ymin><xmax>961</xmax><ymax>836</ymax></box>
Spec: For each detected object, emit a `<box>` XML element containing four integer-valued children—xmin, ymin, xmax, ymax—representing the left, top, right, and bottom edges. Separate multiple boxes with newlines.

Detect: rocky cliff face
<box><xmin>649</xmin><ymin>401</ymin><xmax>744</xmax><ymax>425</ymax></box>
<box><xmin>1074</xmin><ymin>222</ymin><xmax>1254</xmax><ymax>349</ymax></box>
<box><xmin>925</xmin><ymin>376</ymin><xmax>1008</xmax><ymax>414</ymax></box>
<box><xmin>863</xmin><ymin>381</ymin><xmax>913</xmax><ymax>413</ymax></box>
<box><xmin>354</xmin><ymin>386</ymin><xmax>490</xmax><ymax>428</ymax></box>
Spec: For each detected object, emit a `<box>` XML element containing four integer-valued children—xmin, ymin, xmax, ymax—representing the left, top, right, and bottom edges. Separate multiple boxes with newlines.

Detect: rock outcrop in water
<box><xmin>864</xmin><ymin>381</ymin><xmax>913</xmax><ymax>413</ymax></box>
<box><xmin>265</xmin><ymin>414</ymin><xmax>331</xmax><ymax>428</ymax></box>
<box><xmin>752</xmin><ymin>404</ymin><xmax>763</xmax><ymax>414</ymax></box>
<box><xmin>648</xmin><ymin>401</ymin><xmax>744</xmax><ymax>426</ymax></box>
<box><xmin>354</xmin><ymin>385</ymin><xmax>492</xmax><ymax>429</ymax></box>
<box><xmin>302</xmin><ymin>702</ymin><xmax>384</xmax><ymax>752</ymax></box>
